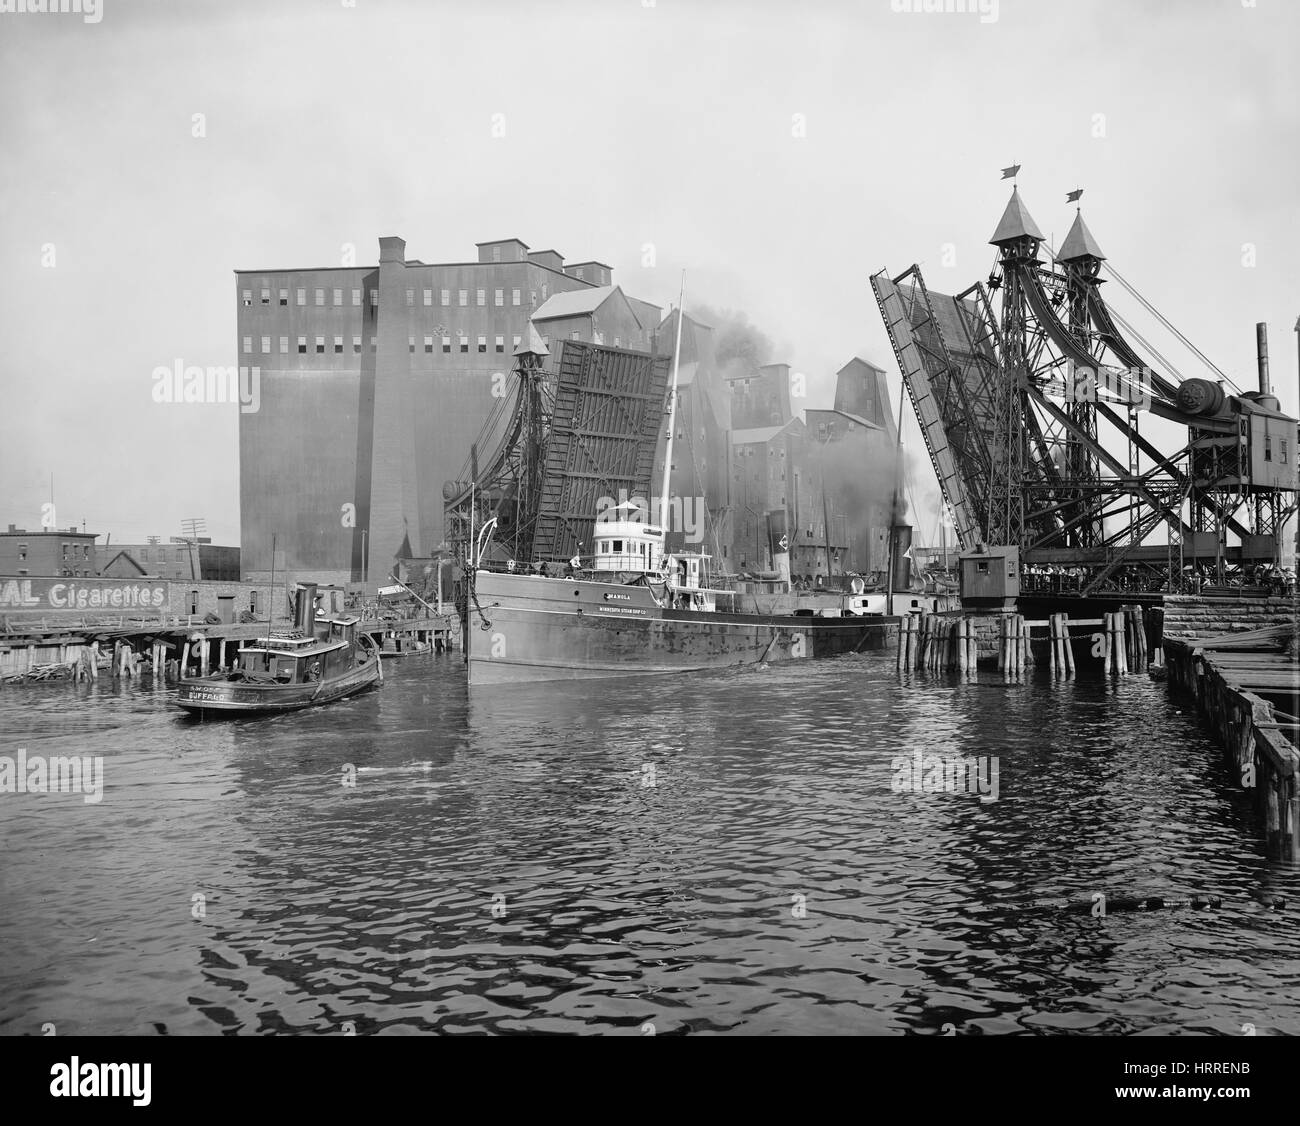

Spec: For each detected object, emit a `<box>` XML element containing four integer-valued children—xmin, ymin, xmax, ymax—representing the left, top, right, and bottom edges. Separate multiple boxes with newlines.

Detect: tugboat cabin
<box><xmin>234</xmin><ymin>618</ymin><xmax>358</xmax><ymax>684</ymax></box>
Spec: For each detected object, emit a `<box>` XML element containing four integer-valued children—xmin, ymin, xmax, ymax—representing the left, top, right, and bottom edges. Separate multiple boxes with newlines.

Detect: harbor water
<box><xmin>1</xmin><ymin>653</ymin><xmax>1297</xmax><ymax>1036</ymax></box>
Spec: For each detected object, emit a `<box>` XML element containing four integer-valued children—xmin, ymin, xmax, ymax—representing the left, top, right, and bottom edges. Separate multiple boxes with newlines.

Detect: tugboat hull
<box><xmin>176</xmin><ymin>661</ymin><xmax>382</xmax><ymax>714</ymax></box>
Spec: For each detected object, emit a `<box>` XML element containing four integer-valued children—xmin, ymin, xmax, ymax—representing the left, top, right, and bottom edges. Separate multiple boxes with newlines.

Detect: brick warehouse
<box><xmin>236</xmin><ymin>238</ymin><xmax>662</xmax><ymax>586</ymax></box>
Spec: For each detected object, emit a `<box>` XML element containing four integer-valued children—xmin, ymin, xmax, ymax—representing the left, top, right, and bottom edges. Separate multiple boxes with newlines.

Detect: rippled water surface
<box><xmin>1</xmin><ymin>652</ymin><xmax>1297</xmax><ymax>1035</ymax></box>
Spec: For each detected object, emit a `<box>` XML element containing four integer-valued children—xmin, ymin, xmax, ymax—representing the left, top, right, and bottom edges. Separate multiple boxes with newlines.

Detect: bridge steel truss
<box><xmin>872</xmin><ymin>239</ymin><xmax>1264</xmax><ymax>593</ymax></box>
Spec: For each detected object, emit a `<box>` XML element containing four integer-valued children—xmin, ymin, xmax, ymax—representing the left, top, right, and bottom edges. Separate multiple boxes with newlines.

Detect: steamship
<box><xmin>451</xmin><ymin>291</ymin><xmax>911</xmax><ymax>686</ymax></box>
<box><xmin>466</xmin><ymin>504</ymin><xmax>897</xmax><ymax>685</ymax></box>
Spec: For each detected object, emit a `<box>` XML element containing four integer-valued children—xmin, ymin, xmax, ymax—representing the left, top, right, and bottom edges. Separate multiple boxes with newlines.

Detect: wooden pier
<box><xmin>0</xmin><ymin>613</ymin><xmax>459</xmax><ymax>685</ymax></box>
<box><xmin>1164</xmin><ymin>630</ymin><xmax>1300</xmax><ymax>862</ymax></box>
<box><xmin>895</xmin><ymin>604</ymin><xmax>1153</xmax><ymax>679</ymax></box>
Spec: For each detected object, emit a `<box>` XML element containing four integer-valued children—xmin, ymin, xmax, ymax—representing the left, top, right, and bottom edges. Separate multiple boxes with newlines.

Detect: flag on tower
<box><xmin>1001</xmin><ymin>164</ymin><xmax>1021</xmax><ymax>180</ymax></box>
<box><xmin>1067</xmin><ymin>188</ymin><xmax>1084</xmax><ymax>203</ymax></box>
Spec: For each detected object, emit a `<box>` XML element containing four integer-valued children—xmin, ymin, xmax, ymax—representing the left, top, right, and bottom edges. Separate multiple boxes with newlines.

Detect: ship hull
<box><xmin>467</xmin><ymin>571</ymin><xmax>896</xmax><ymax>685</ymax></box>
<box><xmin>175</xmin><ymin>661</ymin><xmax>381</xmax><ymax>714</ymax></box>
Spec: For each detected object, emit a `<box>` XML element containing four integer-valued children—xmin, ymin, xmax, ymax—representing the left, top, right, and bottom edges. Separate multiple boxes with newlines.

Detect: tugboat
<box><xmin>176</xmin><ymin>583</ymin><xmax>382</xmax><ymax>715</ymax></box>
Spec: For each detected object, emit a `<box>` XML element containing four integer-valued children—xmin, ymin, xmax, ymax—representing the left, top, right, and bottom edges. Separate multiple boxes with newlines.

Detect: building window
<box><xmin>17</xmin><ymin>544</ymin><xmax>26</xmax><ymax>560</ymax></box>
<box><xmin>512</xmin><ymin>335</ymin><xmax>521</xmax><ymax>348</ymax></box>
<box><xmin>352</xmin><ymin>289</ymin><xmax>361</xmax><ymax>306</ymax></box>
<box><xmin>512</xmin><ymin>288</ymin><xmax>521</xmax><ymax>306</ymax></box>
<box><xmin>250</xmin><ymin>591</ymin><xmax>258</xmax><ymax>614</ymax></box>
<box><xmin>458</xmin><ymin>290</ymin><xmax>468</xmax><ymax>307</ymax></box>
<box><xmin>442</xmin><ymin>336</ymin><xmax>452</xmax><ymax>353</ymax></box>
<box><xmin>296</xmin><ymin>288</ymin><xmax>306</xmax><ymax>306</ymax></box>
<box><xmin>441</xmin><ymin>289</ymin><xmax>450</xmax><ymax>306</ymax></box>
<box><xmin>495</xmin><ymin>335</ymin><xmax>504</xmax><ymax>353</ymax></box>
<box><xmin>459</xmin><ymin>336</ymin><xmax>469</xmax><ymax>353</ymax></box>
<box><xmin>298</xmin><ymin>336</ymin><xmax>307</xmax><ymax>353</ymax></box>
<box><xmin>334</xmin><ymin>336</ymin><xmax>344</xmax><ymax>354</ymax></box>
<box><xmin>409</xmin><ymin>336</ymin><xmax>416</xmax><ymax>353</ymax></box>
<box><xmin>542</xmin><ymin>335</ymin><xmax>550</xmax><ymax>347</ymax></box>
<box><xmin>241</xmin><ymin>289</ymin><xmax>252</xmax><ymax>306</ymax></box>
<box><xmin>424</xmin><ymin>335</ymin><xmax>434</xmax><ymax>353</ymax></box>
<box><xmin>315</xmin><ymin>289</ymin><xmax>325</xmax><ymax>306</ymax></box>
<box><xmin>332</xmin><ymin>288</ymin><xmax>342</xmax><ymax>305</ymax></box>
<box><xmin>492</xmin><ymin>246</ymin><xmax>501</xmax><ymax>262</ymax></box>
<box><xmin>423</xmin><ymin>289</ymin><xmax>433</xmax><ymax>306</ymax></box>
<box><xmin>494</xmin><ymin>288</ymin><xmax>504</xmax><ymax>307</ymax></box>
<box><xmin>614</xmin><ymin>337</ymin><xmax>620</xmax><ymax>348</ymax></box>
<box><xmin>406</xmin><ymin>289</ymin><xmax>414</xmax><ymax>306</ymax></box>
<box><xmin>278</xmin><ymin>289</ymin><xmax>288</xmax><ymax>306</ymax></box>
<box><xmin>279</xmin><ymin>336</ymin><xmax>289</xmax><ymax>354</ymax></box>
<box><xmin>542</xmin><ymin>284</ymin><xmax>548</xmax><ymax>300</ymax></box>
<box><xmin>1265</xmin><ymin>437</ymin><xmax>1273</xmax><ymax>462</ymax></box>
<box><xmin>243</xmin><ymin>336</ymin><xmax>252</xmax><ymax>353</ymax></box>
<box><xmin>190</xmin><ymin>590</ymin><xmax>199</xmax><ymax>616</ymax></box>
<box><xmin>261</xmin><ymin>336</ymin><xmax>271</xmax><ymax>354</ymax></box>
<box><xmin>570</xmin><ymin>331</ymin><xmax>580</xmax><ymax>340</ymax></box>
<box><xmin>370</xmin><ymin>289</ymin><xmax>378</xmax><ymax>306</ymax></box>
<box><xmin>370</xmin><ymin>336</ymin><xmax>377</xmax><ymax>351</ymax></box>
<box><xmin>477</xmin><ymin>335</ymin><xmax>487</xmax><ymax>353</ymax></box>
<box><xmin>476</xmin><ymin>289</ymin><xmax>486</xmax><ymax>306</ymax></box>
<box><xmin>350</xmin><ymin>336</ymin><xmax>360</xmax><ymax>354</ymax></box>
<box><xmin>1282</xmin><ymin>439</ymin><xmax>1289</xmax><ymax>464</ymax></box>
<box><xmin>315</xmin><ymin>336</ymin><xmax>325</xmax><ymax>353</ymax></box>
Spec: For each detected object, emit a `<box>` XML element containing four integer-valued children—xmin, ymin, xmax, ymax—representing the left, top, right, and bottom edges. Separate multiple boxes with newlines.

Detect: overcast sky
<box><xmin>1</xmin><ymin>0</ymin><xmax>1296</xmax><ymax>547</ymax></box>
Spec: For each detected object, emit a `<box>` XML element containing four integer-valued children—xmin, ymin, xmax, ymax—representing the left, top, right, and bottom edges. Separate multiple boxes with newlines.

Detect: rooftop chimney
<box><xmin>1256</xmin><ymin>322</ymin><xmax>1270</xmax><ymax>395</ymax></box>
<box><xmin>378</xmin><ymin>236</ymin><xmax>406</xmax><ymax>264</ymax></box>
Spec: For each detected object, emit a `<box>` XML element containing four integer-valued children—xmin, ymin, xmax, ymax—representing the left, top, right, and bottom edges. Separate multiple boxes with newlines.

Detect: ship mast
<box><xmin>658</xmin><ymin>272</ymin><xmax>687</xmax><ymax>555</ymax></box>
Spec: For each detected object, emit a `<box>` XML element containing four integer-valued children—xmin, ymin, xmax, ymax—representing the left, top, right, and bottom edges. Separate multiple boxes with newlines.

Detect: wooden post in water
<box><xmin>896</xmin><ymin>615</ymin><xmax>906</xmax><ymax>671</ymax></box>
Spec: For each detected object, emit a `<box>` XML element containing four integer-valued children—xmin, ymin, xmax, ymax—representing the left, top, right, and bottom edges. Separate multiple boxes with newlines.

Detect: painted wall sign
<box><xmin>0</xmin><ymin>577</ymin><xmax>170</xmax><ymax>612</ymax></box>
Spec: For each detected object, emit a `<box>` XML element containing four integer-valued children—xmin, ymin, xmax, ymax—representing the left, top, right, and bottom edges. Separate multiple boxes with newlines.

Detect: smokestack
<box><xmin>766</xmin><ymin>510</ymin><xmax>791</xmax><ymax>589</ymax></box>
<box><xmin>1256</xmin><ymin>322</ymin><xmax>1270</xmax><ymax>395</ymax></box>
<box><xmin>294</xmin><ymin>582</ymin><xmax>318</xmax><ymax>635</ymax></box>
<box><xmin>890</xmin><ymin>525</ymin><xmax>913</xmax><ymax>593</ymax></box>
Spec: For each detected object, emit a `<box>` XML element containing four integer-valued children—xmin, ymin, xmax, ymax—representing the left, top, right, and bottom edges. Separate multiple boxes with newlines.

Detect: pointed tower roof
<box><xmin>513</xmin><ymin>322</ymin><xmax>550</xmax><ymax>358</ymax></box>
<box><xmin>1058</xmin><ymin>210</ymin><xmax>1106</xmax><ymax>261</ymax></box>
<box><xmin>989</xmin><ymin>187</ymin><xmax>1045</xmax><ymax>245</ymax></box>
